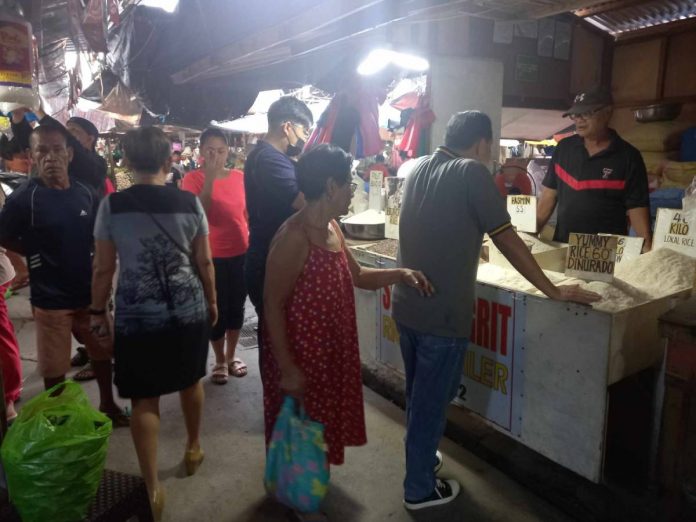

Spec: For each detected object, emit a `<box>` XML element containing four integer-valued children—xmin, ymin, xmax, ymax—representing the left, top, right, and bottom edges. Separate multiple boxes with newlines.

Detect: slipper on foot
<box><xmin>211</xmin><ymin>363</ymin><xmax>229</xmax><ymax>385</ymax></box>
<box><xmin>104</xmin><ymin>410</ymin><xmax>130</xmax><ymax>428</ymax></box>
<box><xmin>73</xmin><ymin>363</ymin><xmax>96</xmax><ymax>381</ymax></box>
<box><xmin>70</xmin><ymin>347</ymin><xmax>89</xmax><ymax>367</ymax></box>
<box><xmin>229</xmin><ymin>359</ymin><xmax>248</xmax><ymax>378</ymax></box>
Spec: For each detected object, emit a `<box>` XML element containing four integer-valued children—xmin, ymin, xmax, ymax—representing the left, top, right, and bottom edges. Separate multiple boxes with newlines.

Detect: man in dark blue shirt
<box><xmin>0</xmin><ymin>125</ymin><xmax>126</xmax><ymax>423</ymax></box>
<box><xmin>12</xmin><ymin>108</ymin><xmax>110</xmax><ymax>378</ymax></box>
<box><xmin>244</xmin><ymin>97</ymin><xmax>313</xmax><ymax>321</ymax></box>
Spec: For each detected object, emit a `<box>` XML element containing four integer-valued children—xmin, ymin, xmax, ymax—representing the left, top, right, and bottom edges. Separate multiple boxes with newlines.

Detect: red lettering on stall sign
<box><xmin>476</xmin><ymin>298</ymin><xmax>490</xmax><ymax>349</ymax></box>
<box><xmin>498</xmin><ymin>304</ymin><xmax>511</xmax><ymax>356</ymax></box>
<box><xmin>382</xmin><ymin>285</ymin><xmax>391</xmax><ymax>311</ymax></box>
<box><xmin>471</xmin><ymin>298</ymin><xmax>512</xmax><ymax>356</ymax></box>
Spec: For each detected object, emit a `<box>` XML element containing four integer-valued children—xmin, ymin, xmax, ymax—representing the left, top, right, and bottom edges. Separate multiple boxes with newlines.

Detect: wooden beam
<box><xmin>527</xmin><ymin>0</ymin><xmax>623</xmax><ymax>20</ymax></box>
<box><xmin>573</xmin><ymin>0</ymin><xmax>649</xmax><ymax>18</ymax></box>
<box><xmin>655</xmin><ymin>36</ymin><xmax>668</xmax><ymax>100</ymax></box>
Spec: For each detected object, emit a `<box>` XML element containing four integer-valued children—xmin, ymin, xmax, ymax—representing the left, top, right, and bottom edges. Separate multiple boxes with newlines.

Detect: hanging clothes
<box><xmin>398</xmin><ymin>95</ymin><xmax>435</xmax><ymax>159</ymax></box>
<box><xmin>305</xmin><ymin>81</ymin><xmax>383</xmax><ymax>159</ymax></box>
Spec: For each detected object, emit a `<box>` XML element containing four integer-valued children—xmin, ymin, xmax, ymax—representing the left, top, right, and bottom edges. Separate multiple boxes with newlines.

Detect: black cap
<box><xmin>67</xmin><ymin>116</ymin><xmax>99</xmax><ymax>139</ymax></box>
<box><xmin>563</xmin><ymin>87</ymin><xmax>613</xmax><ymax>118</ymax></box>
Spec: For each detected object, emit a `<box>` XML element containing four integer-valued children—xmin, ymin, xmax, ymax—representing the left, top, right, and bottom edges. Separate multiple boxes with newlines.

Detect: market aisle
<box><xmin>8</xmin><ymin>291</ymin><xmax>572</xmax><ymax>522</ymax></box>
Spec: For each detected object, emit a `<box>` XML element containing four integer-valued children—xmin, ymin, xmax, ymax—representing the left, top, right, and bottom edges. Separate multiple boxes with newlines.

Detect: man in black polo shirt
<box><xmin>537</xmin><ymin>88</ymin><xmax>652</xmax><ymax>250</ymax></box>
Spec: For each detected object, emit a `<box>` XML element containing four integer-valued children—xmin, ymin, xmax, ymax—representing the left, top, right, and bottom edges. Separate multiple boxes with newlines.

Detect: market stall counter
<box><xmin>348</xmin><ymin>234</ymin><xmax>695</xmax><ymax>484</ymax></box>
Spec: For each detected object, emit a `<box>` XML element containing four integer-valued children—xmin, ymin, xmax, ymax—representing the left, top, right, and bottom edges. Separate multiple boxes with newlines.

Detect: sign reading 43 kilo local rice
<box><xmin>453</xmin><ymin>284</ymin><xmax>527</xmax><ymax>436</ymax></box>
<box><xmin>653</xmin><ymin>208</ymin><xmax>696</xmax><ymax>258</ymax></box>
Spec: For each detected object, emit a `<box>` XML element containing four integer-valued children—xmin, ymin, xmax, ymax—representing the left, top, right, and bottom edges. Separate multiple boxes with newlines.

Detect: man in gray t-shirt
<box><xmin>394</xmin><ymin>111</ymin><xmax>600</xmax><ymax>511</ymax></box>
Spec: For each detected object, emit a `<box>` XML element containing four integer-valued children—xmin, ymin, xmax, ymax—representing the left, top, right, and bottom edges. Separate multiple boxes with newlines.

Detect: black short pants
<box><xmin>211</xmin><ymin>255</ymin><xmax>247</xmax><ymax>341</ymax></box>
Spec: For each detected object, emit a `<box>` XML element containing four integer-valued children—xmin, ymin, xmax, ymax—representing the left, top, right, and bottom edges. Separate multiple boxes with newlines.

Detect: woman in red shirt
<box><xmin>182</xmin><ymin>129</ymin><xmax>249</xmax><ymax>384</ymax></box>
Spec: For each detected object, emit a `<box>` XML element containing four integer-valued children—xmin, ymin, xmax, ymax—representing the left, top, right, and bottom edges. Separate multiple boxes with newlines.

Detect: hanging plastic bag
<box><xmin>264</xmin><ymin>396</ymin><xmax>329</xmax><ymax>513</ymax></box>
<box><xmin>1</xmin><ymin>380</ymin><xmax>112</xmax><ymax>522</ymax></box>
<box><xmin>0</xmin><ymin>8</ymin><xmax>40</xmax><ymax>114</ymax></box>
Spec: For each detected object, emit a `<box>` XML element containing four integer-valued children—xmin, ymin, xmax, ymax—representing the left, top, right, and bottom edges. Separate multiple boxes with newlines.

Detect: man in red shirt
<box><xmin>182</xmin><ymin>128</ymin><xmax>249</xmax><ymax>384</ymax></box>
<box><xmin>367</xmin><ymin>153</ymin><xmax>390</xmax><ymax>181</ymax></box>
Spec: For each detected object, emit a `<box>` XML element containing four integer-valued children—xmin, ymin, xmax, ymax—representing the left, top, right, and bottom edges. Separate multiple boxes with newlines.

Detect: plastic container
<box><xmin>682</xmin><ymin>127</ymin><xmax>696</xmax><ymax>162</ymax></box>
<box><xmin>649</xmin><ymin>188</ymin><xmax>685</xmax><ymax>219</ymax></box>
<box><xmin>0</xmin><ymin>5</ymin><xmax>37</xmax><ymax>114</ymax></box>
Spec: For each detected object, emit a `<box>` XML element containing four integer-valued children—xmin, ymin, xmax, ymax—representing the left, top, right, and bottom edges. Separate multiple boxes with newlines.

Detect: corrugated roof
<box><xmin>577</xmin><ymin>0</ymin><xmax>696</xmax><ymax>35</ymax></box>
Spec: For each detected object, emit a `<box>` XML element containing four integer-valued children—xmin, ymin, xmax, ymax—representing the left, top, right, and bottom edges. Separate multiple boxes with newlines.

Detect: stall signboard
<box><xmin>599</xmin><ymin>234</ymin><xmax>644</xmax><ymax>266</ymax></box>
<box><xmin>369</xmin><ymin>170</ymin><xmax>384</xmax><ymax>211</ymax></box>
<box><xmin>385</xmin><ymin>177</ymin><xmax>405</xmax><ymax>240</ymax></box>
<box><xmin>653</xmin><ymin>208</ymin><xmax>696</xmax><ymax>258</ymax></box>
<box><xmin>507</xmin><ymin>195</ymin><xmax>537</xmax><ymax>233</ymax></box>
<box><xmin>564</xmin><ymin>233</ymin><xmax>618</xmax><ymax>282</ymax></box>
<box><xmin>380</xmin><ymin>277</ymin><xmax>528</xmax><ymax>435</ymax></box>
<box><xmin>454</xmin><ymin>285</ymin><xmax>526</xmax><ymax>436</ymax></box>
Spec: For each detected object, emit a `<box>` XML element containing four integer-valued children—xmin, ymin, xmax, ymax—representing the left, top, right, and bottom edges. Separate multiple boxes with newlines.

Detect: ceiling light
<box><xmin>357</xmin><ymin>49</ymin><xmax>429</xmax><ymax>76</ymax></box>
<box><xmin>139</xmin><ymin>0</ymin><xmax>179</xmax><ymax>13</ymax></box>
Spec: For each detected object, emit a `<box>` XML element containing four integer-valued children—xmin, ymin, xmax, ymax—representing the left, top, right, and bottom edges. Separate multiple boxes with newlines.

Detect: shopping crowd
<box><xmin>0</xmin><ymin>95</ymin><xmax>603</xmax><ymax>521</ymax></box>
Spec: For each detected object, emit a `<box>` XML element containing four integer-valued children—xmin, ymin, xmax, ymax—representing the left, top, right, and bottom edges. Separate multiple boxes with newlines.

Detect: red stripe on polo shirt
<box><xmin>555</xmin><ymin>164</ymin><xmax>626</xmax><ymax>191</ymax></box>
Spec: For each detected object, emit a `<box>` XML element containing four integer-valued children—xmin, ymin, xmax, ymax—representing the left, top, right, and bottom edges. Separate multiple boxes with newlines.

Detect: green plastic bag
<box><xmin>1</xmin><ymin>381</ymin><xmax>112</xmax><ymax>522</ymax></box>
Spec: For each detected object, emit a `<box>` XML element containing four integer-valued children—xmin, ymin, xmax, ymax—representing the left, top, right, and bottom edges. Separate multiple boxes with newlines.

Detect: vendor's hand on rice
<box><xmin>280</xmin><ymin>363</ymin><xmax>306</xmax><ymax>398</ymax></box>
<box><xmin>401</xmin><ymin>269</ymin><xmax>434</xmax><ymax>297</ymax></box>
<box><xmin>552</xmin><ymin>284</ymin><xmax>602</xmax><ymax>305</ymax></box>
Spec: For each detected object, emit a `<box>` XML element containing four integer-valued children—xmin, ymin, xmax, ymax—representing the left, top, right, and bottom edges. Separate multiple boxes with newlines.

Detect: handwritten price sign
<box><xmin>507</xmin><ymin>195</ymin><xmax>537</xmax><ymax>233</ymax></box>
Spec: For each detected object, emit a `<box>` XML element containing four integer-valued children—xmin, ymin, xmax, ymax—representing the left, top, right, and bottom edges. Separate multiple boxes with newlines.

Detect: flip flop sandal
<box><xmin>70</xmin><ymin>347</ymin><xmax>89</xmax><ymax>367</ymax></box>
<box><xmin>105</xmin><ymin>410</ymin><xmax>130</xmax><ymax>428</ymax></box>
<box><xmin>229</xmin><ymin>359</ymin><xmax>248</xmax><ymax>378</ymax></box>
<box><xmin>211</xmin><ymin>363</ymin><xmax>229</xmax><ymax>385</ymax></box>
<box><xmin>73</xmin><ymin>363</ymin><xmax>96</xmax><ymax>381</ymax></box>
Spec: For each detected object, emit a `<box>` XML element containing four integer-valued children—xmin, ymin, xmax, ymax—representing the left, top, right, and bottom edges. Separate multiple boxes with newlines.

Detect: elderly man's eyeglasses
<box><xmin>569</xmin><ymin>108</ymin><xmax>604</xmax><ymax>121</ymax></box>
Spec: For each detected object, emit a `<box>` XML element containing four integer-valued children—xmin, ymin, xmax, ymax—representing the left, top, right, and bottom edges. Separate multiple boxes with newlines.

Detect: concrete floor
<box><xmin>7</xmin><ymin>290</ymin><xmax>573</xmax><ymax>522</ymax></box>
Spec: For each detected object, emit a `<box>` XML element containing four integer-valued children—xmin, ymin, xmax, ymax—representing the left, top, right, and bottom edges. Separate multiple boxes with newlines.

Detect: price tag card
<box><xmin>369</xmin><ymin>170</ymin><xmax>384</xmax><ymax>211</ymax></box>
<box><xmin>653</xmin><ymin>208</ymin><xmax>696</xmax><ymax>258</ymax></box>
<box><xmin>507</xmin><ymin>195</ymin><xmax>537</xmax><ymax>233</ymax></box>
<box><xmin>385</xmin><ymin>177</ymin><xmax>404</xmax><ymax>240</ymax></box>
<box><xmin>565</xmin><ymin>233</ymin><xmax>618</xmax><ymax>282</ymax></box>
<box><xmin>599</xmin><ymin>234</ymin><xmax>644</xmax><ymax>266</ymax></box>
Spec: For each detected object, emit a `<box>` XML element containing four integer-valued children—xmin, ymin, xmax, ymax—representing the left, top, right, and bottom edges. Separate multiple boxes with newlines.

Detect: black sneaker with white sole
<box><xmin>404</xmin><ymin>478</ymin><xmax>461</xmax><ymax>510</ymax></box>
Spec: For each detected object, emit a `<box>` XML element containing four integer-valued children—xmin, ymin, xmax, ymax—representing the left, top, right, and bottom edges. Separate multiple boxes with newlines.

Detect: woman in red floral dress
<box><xmin>263</xmin><ymin>144</ymin><xmax>433</xmax><ymax>521</ymax></box>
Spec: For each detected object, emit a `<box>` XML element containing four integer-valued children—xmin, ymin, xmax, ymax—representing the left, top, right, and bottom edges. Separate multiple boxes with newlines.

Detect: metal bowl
<box><xmin>633</xmin><ymin>103</ymin><xmax>682</xmax><ymax>123</ymax></box>
<box><xmin>341</xmin><ymin>220</ymin><xmax>385</xmax><ymax>240</ymax></box>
